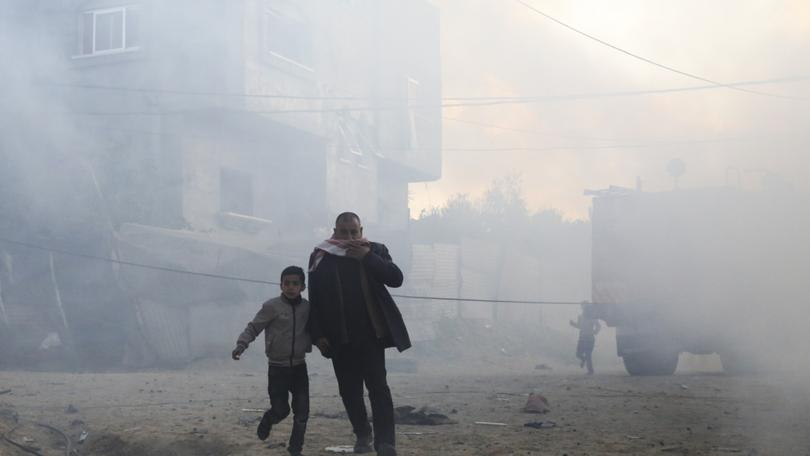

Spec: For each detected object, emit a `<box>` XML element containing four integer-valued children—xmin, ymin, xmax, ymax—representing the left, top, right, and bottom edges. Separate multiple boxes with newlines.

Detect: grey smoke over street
<box><xmin>1</xmin><ymin>1</ymin><xmax>809</xmax><ymax>455</ymax></box>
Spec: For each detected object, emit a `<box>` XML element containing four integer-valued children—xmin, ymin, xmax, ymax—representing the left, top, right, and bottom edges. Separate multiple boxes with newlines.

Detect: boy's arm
<box><xmin>232</xmin><ymin>302</ymin><xmax>275</xmax><ymax>359</ymax></box>
<box><xmin>362</xmin><ymin>243</ymin><xmax>404</xmax><ymax>288</ymax></box>
<box><xmin>593</xmin><ymin>320</ymin><xmax>602</xmax><ymax>334</ymax></box>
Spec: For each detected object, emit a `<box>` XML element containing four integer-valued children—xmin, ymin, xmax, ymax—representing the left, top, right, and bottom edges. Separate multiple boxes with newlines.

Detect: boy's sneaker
<box><xmin>354</xmin><ymin>434</ymin><xmax>373</xmax><ymax>453</ymax></box>
<box><xmin>377</xmin><ymin>443</ymin><xmax>397</xmax><ymax>456</ymax></box>
<box><xmin>257</xmin><ymin>410</ymin><xmax>273</xmax><ymax>441</ymax></box>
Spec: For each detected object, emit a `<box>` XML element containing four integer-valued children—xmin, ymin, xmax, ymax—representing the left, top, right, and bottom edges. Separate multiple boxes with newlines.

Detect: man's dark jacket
<box><xmin>308</xmin><ymin>242</ymin><xmax>411</xmax><ymax>352</ymax></box>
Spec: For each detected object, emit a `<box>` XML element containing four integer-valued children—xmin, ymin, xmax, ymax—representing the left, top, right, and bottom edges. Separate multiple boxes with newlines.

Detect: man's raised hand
<box><xmin>345</xmin><ymin>241</ymin><xmax>370</xmax><ymax>259</ymax></box>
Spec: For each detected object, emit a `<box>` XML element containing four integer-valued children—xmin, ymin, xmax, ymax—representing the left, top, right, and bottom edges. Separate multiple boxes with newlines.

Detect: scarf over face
<box><xmin>309</xmin><ymin>238</ymin><xmax>370</xmax><ymax>272</ymax></box>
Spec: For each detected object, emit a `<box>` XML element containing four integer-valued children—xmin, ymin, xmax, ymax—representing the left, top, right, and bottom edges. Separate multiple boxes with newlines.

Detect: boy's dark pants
<box><xmin>331</xmin><ymin>341</ymin><xmax>395</xmax><ymax>451</ymax></box>
<box><xmin>267</xmin><ymin>363</ymin><xmax>309</xmax><ymax>453</ymax></box>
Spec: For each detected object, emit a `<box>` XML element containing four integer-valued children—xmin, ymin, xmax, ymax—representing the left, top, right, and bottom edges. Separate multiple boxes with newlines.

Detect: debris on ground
<box><xmin>534</xmin><ymin>364</ymin><xmax>552</xmax><ymax>371</ymax></box>
<box><xmin>313</xmin><ymin>410</ymin><xmax>348</xmax><ymax>420</ymax></box>
<box><xmin>0</xmin><ymin>389</ymin><xmax>11</xmax><ymax>395</ymax></box>
<box><xmin>523</xmin><ymin>393</ymin><xmax>551</xmax><ymax>414</ymax></box>
<box><xmin>65</xmin><ymin>404</ymin><xmax>79</xmax><ymax>414</ymax></box>
<box><xmin>238</xmin><ymin>415</ymin><xmax>260</xmax><ymax>426</ymax></box>
<box><xmin>324</xmin><ymin>445</ymin><xmax>355</xmax><ymax>453</ymax></box>
<box><xmin>523</xmin><ymin>420</ymin><xmax>556</xmax><ymax>429</ymax></box>
<box><xmin>474</xmin><ymin>421</ymin><xmax>508</xmax><ymax>426</ymax></box>
<box><xmin>394</xmin><ymin>406</ymin><xmax>456</xmax><ymax>425</ymax></box>
<box><xmin>78</xmin><ymin>430</ymin><xmax>89</xmax><ymax>443</ymax></box>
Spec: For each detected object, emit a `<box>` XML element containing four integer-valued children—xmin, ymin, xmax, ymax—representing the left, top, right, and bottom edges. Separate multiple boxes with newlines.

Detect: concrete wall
<box><xmin>45</xmin><ymin>0</ymin><xmax>441</xmax><ymax>239</ymax></box>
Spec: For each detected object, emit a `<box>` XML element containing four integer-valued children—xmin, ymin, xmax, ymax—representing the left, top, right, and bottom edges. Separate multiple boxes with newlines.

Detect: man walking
<box><xmin>308</xmin><ymin>212</ymin><xmax>410</xmax><ymax>456</ymax></box>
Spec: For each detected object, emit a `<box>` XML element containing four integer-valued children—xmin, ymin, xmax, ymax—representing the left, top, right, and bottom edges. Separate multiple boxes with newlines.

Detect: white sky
<box><xmin>409</xmin><ymin>0</ymin><xmax>810</xmax><ymax>220</ymax></box>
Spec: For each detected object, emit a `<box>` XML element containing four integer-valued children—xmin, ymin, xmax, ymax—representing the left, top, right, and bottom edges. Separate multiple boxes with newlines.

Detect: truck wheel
<box><xmin>622</xmin><ymin>351</ymin><xmax>679</xmax><ymax>376</ymax></box>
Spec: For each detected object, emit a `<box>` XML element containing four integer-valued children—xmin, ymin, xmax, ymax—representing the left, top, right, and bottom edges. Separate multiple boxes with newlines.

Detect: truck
<box><xmin>588</xmin><ymin>185</ymin><xmax>810</xmax><ymax>375</ymax></box>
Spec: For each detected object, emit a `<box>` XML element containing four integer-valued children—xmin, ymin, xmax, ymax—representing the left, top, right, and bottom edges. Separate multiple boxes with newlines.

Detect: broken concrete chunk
<box><xmin>524</xmin><ymin>421</ymin><xmax>556</xmax><ymax>429</ymax></box>
<box><xmin>394</xmin><ymin>405</ymin><xmax>456</xmax><ymax>425</ymax></box>
<box><xmin>324</xmin><ymin>445</ymin><xmax>355</xmax><ymax>453</ymax></box>
<box><xmin>523</xmin><ymin>393</ymin><xmax>550</xmax><ymax>414</ymax></box>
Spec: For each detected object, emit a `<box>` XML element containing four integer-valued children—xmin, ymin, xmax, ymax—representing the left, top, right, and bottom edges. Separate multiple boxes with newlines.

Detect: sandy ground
<box><xmin>1</xmin><ymin>354</ymin><xmax>809</xmax><ymax>456</ymax></box>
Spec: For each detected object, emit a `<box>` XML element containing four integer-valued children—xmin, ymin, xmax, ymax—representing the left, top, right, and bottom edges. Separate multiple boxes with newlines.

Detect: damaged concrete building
<box><xmin>0</xmin><ymin>0</ymin><xmax>441</xmax><ymax>367</ymax></box>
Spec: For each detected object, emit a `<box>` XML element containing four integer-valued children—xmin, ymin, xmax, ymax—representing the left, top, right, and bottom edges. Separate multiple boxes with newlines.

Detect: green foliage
<box><xmin>414</xmin><ymin>174</ymin><xmax>585</xmax><ymax>240</ymax></box>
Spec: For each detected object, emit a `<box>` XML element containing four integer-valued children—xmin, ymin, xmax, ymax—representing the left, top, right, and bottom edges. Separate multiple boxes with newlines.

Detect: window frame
<box><xmin>262</xmin><ymin>7</ymin><xmax>315</xmax><ymax>74</ymax></box>
<box><xmin>75</xmin><ymin>5</ymin><xmax>141</xmax><ymax>58</ymax></box>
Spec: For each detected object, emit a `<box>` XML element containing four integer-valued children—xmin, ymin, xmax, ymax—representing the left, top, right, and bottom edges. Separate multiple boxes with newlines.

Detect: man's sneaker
<box><xmin>353</xmin><ymin>433</ymin><xmax>373</xmax><ymax>453</ymax></box>
<box><xmin>377</xmin><ymin>443</ymin><xmax>397</xmax><ymax>456</ymax></box>
<box><xmin>257</xmin><ymin>410</ymin><xmax>273</xmax><ymax>441</ymax></box>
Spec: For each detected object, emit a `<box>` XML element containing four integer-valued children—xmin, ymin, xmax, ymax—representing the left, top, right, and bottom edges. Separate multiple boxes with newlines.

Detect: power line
<box><xmin>73</xmin><ymin>122</ymin><xmax>750</xmax><ymax>154</ymax></box>
<box><xmin>0</xmin><ymin>236</ymin><xmax>584</xmax><ymax>306</ymax></box>
<box><xmin>0</xmin><ymin>236</ymin><xmax>279</xmax><ymax>286</ymax></box>
<box><xmin>39</xmin><ymin>81</ymin><xmax>373</xmax><ymax>101</ymax></box>
<box><xmin>393</xmin><ymin>294</ymin><xmax>581</xmax><ymax>306</ymax></box>
<box><xmin>442</xmin><ymin>75</ymin><xmax>810</xmax><ymax>102</ymax></box>
<box><xmin>43</xmin><ymin>74</ymin><xmax>810</xmax><ymax>104</ymax></box>
<box><xmin>513</xmin><ymin>0</ymin><xmax>807</xmax><ymax>101</ymax></box>
<box><xmin>438</xmin><ymin>137</ymin><xmax>749</xmax><ymax>153</ymax></box>
<box><xmin>442</xmin><ymin>76</ymin><xmax>810</xmax><ymax>106</ymax></box>
<box><xmin>14</xmin><ymin>74</ymin><xmax>810</xmax><ymax>117</ymax></box>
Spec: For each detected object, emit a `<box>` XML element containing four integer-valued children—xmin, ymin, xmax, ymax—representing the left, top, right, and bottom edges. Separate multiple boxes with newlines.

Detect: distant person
<box><xmin>232</xmin><ymin>266</ymin><xmax>311</xmax><ymax>456</ymax></box>
<box><xmin>570</xmin><ymin>303</ymin><xmax>601</xmax><ymax>375</ymax></box>
<box><xmin>308</xmin><ymin>212</ymin><xmax>410</xmax><ymax>456</ymax></box>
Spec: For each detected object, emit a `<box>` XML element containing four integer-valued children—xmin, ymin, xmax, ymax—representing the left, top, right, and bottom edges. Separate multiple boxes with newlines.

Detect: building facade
<box><xmin>55</xmin><ymin>0</ymin><xmax>441</xmax><ymax>241</ymax></box>
<box><xmin>0</xmin><ymin>0</ymin><xmax>441</xmax><ymax>367</ymax></box>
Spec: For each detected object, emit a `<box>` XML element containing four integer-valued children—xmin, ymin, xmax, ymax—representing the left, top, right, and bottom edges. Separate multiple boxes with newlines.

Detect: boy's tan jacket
<box><xmin>236</xmin><ymin>296</ymin><xmax>312</xmax><ymax>367</ymax></box>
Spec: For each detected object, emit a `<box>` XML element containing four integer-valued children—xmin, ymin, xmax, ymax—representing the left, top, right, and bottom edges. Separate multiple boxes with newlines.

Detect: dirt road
<box><xmin>1</xmin><ymin>355</ymin><xmax>808</xmax><ymax>455</ymax></box>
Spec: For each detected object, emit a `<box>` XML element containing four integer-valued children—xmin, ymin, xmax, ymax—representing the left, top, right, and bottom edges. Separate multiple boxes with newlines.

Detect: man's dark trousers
<box><xmin>332</xmin><ymin>340</ymin><xmax>394</xmax><ymax>451</ymax></box>
<box><xmin>267</xmin><ymin>363</ymin><xmax>309</xmax><ymax>453</ymax></box>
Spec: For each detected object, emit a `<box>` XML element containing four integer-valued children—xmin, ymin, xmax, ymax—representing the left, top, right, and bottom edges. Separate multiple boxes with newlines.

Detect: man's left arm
<box><xmin>362</xmin><ymin>243</ymin><xmax>404</xmax><ymax>288</ymax></box>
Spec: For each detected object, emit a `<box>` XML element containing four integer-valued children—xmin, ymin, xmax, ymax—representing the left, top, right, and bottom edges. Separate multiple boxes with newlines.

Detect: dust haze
<box><xmin>1</xmin><ymin>1</ymin><xmax>809</xmax><ymax>455</ymax></box>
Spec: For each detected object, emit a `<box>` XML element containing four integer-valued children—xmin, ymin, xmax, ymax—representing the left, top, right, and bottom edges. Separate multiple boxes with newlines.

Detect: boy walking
<box><xmin>232</xmin><ymin>266</ymin><xmax>311</xmax><ymax>456</ymax></box>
